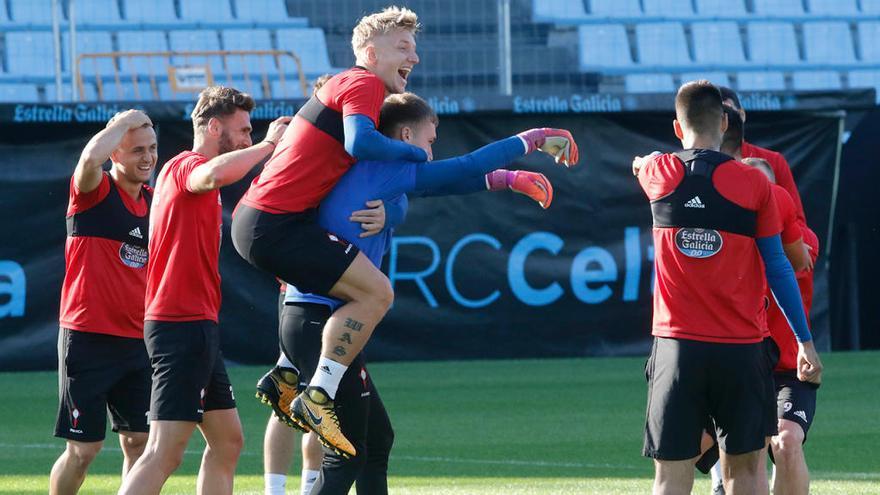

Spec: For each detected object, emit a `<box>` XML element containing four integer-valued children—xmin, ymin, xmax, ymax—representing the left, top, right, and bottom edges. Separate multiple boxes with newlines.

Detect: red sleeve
<box><xmin>175</xmin><ymin>153</ymin><xmax>209</xmax><ymax>194</ymax></box>
<box><xmin>638</xmin><ymin>154</ymin><xmax>683</xmax><ymax>200</ymax></box>
<box><xmin>773</xmin><ymin>186</ymin><xmax>801</xmax><ymax>244</ymax></box>
<box><xmin>68</xmin><ymin>173</ymin><xmax>110</xmax><ymax>215</ymax></box>
<box><xmin>755</xmin><ymin>174</ymin><xmax>782</xmax><ymax>238</ymax></box>
<box><xmin>767</xmin><ymin>151</ymin><xmax>806</xmax><ymax>224</ymax></box>
<box><xmin>337</xmin><ymin>73</ymin><xmax>386</xmax><ymax>126</ymax></box>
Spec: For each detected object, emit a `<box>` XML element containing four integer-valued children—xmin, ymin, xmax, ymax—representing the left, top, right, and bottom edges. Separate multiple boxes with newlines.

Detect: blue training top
<box><xmin>284</xmin><ymin>136</ymin><xmax>526</xmax><ymax>308</ymax></box>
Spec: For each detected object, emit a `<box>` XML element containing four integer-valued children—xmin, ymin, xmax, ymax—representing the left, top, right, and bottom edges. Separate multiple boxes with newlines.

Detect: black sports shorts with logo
<box><xmin>775</xmin><ymin>371</ymin><xmax>819</xmax><ymax>440</ymax></box>
<box><xmin>55</xmin><ymin>327</ymin><xmax>151</xmax><ymax>442</ymax></box>
<box><xmin>643</xmin><ymin>336</ymin><xmax>777</xmax><ymax>460</ymax></box>
<box><xmin>143</xmin><ymin>320</ymin><xmax>235</xmax><ymax>422</ymax></box>
<box><xmin>280</xmin><ymin>302</ymin><xmax>394</xmax><ymax>494</ymax></box>
<box><xmin>231</xmin><ymin>205</ymin><xmax>360</xmax><ymax>296</ymax></box>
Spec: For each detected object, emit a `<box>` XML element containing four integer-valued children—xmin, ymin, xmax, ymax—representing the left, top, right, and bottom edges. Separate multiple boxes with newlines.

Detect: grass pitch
<box><xmin>1</xmin><ymin>352</ymin><xmax>878</xmax><ymax>494</ymax></box>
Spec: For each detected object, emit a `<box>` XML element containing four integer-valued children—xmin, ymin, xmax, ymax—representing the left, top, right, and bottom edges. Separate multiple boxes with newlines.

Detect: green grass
<box><xmin>1</xmin><ymin>352</ymin><xmax>879</xmax><ymax>494</ymax></box>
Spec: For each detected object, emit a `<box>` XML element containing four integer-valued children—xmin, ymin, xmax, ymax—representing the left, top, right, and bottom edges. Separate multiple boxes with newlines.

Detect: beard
<box><xmin>218</xmin><ymin>130</ymin><xmax>249</xmax><ymax>155</ymax></box>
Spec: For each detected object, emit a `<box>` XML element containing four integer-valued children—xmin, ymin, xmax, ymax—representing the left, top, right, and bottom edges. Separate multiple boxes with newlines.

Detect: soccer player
<box><xmin>117</xmin><ymin>87</ymin><xmax>291</xmax><ymax>495</ymax></box>
<box><xmin>277</xmin><ymin>92</ymin><xmax>561</xmax><ymax>494</ymax></box>
<box><xmin>51</xmin><ymin>109</ymin><xmax>156</xmax><ymax>495</ymax></box>
<box><xmin>632</xmin><ymin>80</ymin><xmax>821</xmax><ymax>495</ymax></box>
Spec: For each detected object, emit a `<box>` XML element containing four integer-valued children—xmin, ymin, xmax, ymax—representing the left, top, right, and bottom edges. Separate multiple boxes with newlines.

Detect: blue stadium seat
<box><xmin>694</xmin><ymin>0</ymin><xmax>747</xmax><ymax>16</ymax></box>
<box><xmin>531</xmin><ymin>0</ymin><xmax>590</xmax><ymax>23</ymax></box>
<box><xmin>72</xmin><ymin>0</ymin><xmax>123</xmax><ymax>25</ymax></box>
<box><xmin>6</xmin><ymin>32</ymin><xmax>56</xmax><ymax>77</ymax></box>
<box><xmin>117</xmin><ymin>31</ymin><xmax>169</xmax><ymax>75</ymax></box>
<box><xmin>792</xmin><ymin>70</ymin><xmax>842</xmax><ymax>90</ymax></box>
<box><xmin>180</xmin><ymin>0</ymin><xmax>234</xmax><ymax>23</ymax></box>
<box><xmin>578</xmin><ymin>24</ymin><xmax>633</xmax><ymax>69</ymax></box>
<box><xmin>636</xmin><ymin>23</ymin><xmax>691</xmax><ymax>67</ymax></box>
<box><xmin>169</xmin><ymin>30</ymin><xmax>225</xmax><ymax>78</ymax></box>
<box><xmin>234</xmin><ymin>0</ymin><xmax>289</xmax><ymax>22</ymax></box>
<box><xmin>858</xmin><ymin>22</ymin><xmax>880</xmax><ymax>63</ymax></box>
<box><xmin>747</xmin><ymin>22</ymin><xmax>800</xmax><ymax>65</ymax></box>
<box><xmin>62</xmin><ymin>31</ymin><xmax>116</xmax><ymax>76</ymax></box>
<box><xmin>691</xmin><ymin>22</ymin><xmax>746</xmax><ymax>66</ymax></box>
<box><xmin>737</xmin><ymin>71</ymin><xmax>786</xmax><ymax>90</ymax></box>
<box><xmin>0</xmin><ymin>83</ymin><xmax>40</xmax><ymax>102</ymax></box>
<box><xmin>590</xmin><ymin>0</ymin><xmax>642</xmax><ymax>17</ymax></box>
<box><xmin>0</xmin><ymin>0</ymin><xmax>10</xmax><ymax>24</ymax></box>
<box><xmin>863</xmin><ymin>0</ymin><xmax>880</xmax><ymax>14</ymax></box>
<box><xmin>225</xmin><ymin>78</ymin><xmax>265</xmax><ymax>99</ymax></box>
<box><xmin>803</xmin><ymin>22</ymin><xmax>856</xmax><ymax>65</ymax></box>
<box><xmin>680</xmin><ymin>71</ymin><xmax>730</xmax><ymax>88</ymax></box>
<box><xmin>753</xmin><ymin>0</ymin><xmax>805</xmax><ymax>16</ymax></box>
<box><xmin>270</xmin><ymin>79</ymin><xmax>308</xmax><ymax>99</ymax></box>
<box><xmin>46</xmin><ymin>82</ymin><xmax>98</xmax><ymax>102</ymax></box>
<box><xmin>98</xmin><ymin>81</ymin><xmax>155</xmax><ymax>101</ymax></box>
<box><xmin>158</xmin><ymin>82</ymin><xmax>198</xmax><ymax>102</ymax></box>
<box><xmin>9</xmin><ymin>0</ymin><xmax>54</xmax><ymax>25</ymax></box>
<box><xmin>808</xmin><ymin>0</ymin><xmax>859</xmax><ymax>15</ymax></box>
<box><xmin>221</xmin><ymin>29</ymin><xmax>276</xmax><ymax>76</ymax></box>
<box><xmin>276</xmin><ymin>28</ymin><xmax>334</xmax><ymax>75</ymax></box>
<box><xmin>122</xmin><ymin>0</ymin><xmax>177</xmax><ymax>23</ymax></box>
<box><xmin>848</xmin><ymin>70</ymin><xmax>880</xmax><ymax>102</ymax></box>
<box><xmin>624</xmin><ymin>73</ymin><xmax>675</xmax><ymax>93</ymax></box>
<box><xmin>643</xmin><ymin>0</ymin><xmax>695</xmax><ymax>17</ymax></box>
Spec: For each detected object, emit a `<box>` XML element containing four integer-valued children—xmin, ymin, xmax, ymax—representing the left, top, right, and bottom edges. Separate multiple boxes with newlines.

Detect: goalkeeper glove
<box><xmin>486</xmin><ymin>169</ymin><xmax>554</xmax><ymax>209</ymax></box>
<box><xmin>516</xmin><ymin>128</ymin><xmax>580</xmax><ymax>167</ymax></box>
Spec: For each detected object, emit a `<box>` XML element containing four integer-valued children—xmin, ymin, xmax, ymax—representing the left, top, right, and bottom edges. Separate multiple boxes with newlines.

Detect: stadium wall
<box><xmin>0</xmin><ymin>91</ymin><xmax>869</xmax><ymax>371</ymax></box>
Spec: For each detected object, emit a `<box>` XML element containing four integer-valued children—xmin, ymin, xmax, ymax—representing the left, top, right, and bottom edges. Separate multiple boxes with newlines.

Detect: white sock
<box><xmin>301</xmin><ymin>469</ymin><xmax>320</xmax><ymax>495</ymax></box>
<box><xmin>265</xmin><ymin>473</ymin><xmax>286</xmax><ymax>495</ymax></box>
<box><xmin>711</xmin><ymin>461</ymin><xmax>723</xmax><ymax>487</ymax></box>
<box><xmin>308</xmin><ymin>357</ymin><xmax>348</xmax><ymax>399</ymax></box>
<box><xmin>276</xmin><ymin>352</ymin><xmax>296</xmax><ymax>370</ymax></box>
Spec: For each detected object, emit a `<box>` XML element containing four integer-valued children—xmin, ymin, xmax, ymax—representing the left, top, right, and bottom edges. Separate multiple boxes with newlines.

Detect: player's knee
<box><xmin>120</xmin><ymin>433</ymin><xmax>148</xmax><ymax>458</ymax></box>
<box><xmin>67</xmin><ymin>441</ymin><xmax>102</xmax><ymax>469</ymax></box>
<box><xmin>772</xmin><ymin>428</ymin><xmax>804</xmax><ymax>462</ymax></box>
<box><xmin>370</xmin><ymin>276</ymin><xmax>394</xmax><ymax>312</ymax></box>
<box><xmin>209</xmin><ymin>431</ymin><xmax>244</xmax><ymax>465</ymax></box>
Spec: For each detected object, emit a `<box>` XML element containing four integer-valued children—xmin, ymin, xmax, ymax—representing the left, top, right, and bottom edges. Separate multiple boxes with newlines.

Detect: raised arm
<box><xmin>343</xmin><ymin>114</ymin><xmax>428</xmax><ymax>162</ymax></box>
<box><xmin>75</xmin><ymin>110</ymin><xmax>152</xmax><ymax>193</ymax></box>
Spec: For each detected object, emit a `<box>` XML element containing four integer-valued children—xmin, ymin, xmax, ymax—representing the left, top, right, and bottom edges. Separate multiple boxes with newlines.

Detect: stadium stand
<box><xmin>859</xmin><ymin>22</ymin><xmax>880</xmax><ymax>63</ymax></box>
<box><xmin>803</xmin><ymin>22</ymin><xmax>857</xmax><ymax>65</ymax></box>
<box><xmin>122</xmin><ymin>0</ymin><xmax>177</xmax><ymax>24</ymax></box>
<box><xmin>624</xmin><ymin>73</ymin><xmax>675</xmax><ymax>93</ymax></box>
<box><xmin>9</xmin><ymin>0</ymin><xmax>54</xmax><ymax>26</ymax></box>
<box><xmin>746</xmin><ymin>22</ymin><xmax>801</xmax><ymax>66</ymax></box>
<box><xmin>635</xmin><ymin>23</ymin><xmax>691</xmax><ymax>67</ymax></box>
<box><xmin>590</xmin><ymin>0</ymin><xmax>643</xmax><ymax>18</ymax></box>
<box><xmin>73</xmin><ymin>0</ymin><xmax>124</xmax><ymax>26</ymax></box>
<box><xmin>62</xmin><ymin>31</ymin><xmax>116</xmax><ymax>76</ymax></box>
<box><xmin>6</xmin><ymin>32</ymin><xmax>56</xmax><ymax>77</ymax></box>
<box><xmin>753</xmin><ymin>0</ymin><xmax>806</xmax><ymax>17</ymax></box>
<box><xmin>180</xmin><ymin>0</ymin><xmax>234</xmax><ymax>23</ymax></box>
<box><xmin>792</xmin><ymin>70</ymin><xmax>843</xmax><ymax>90</ymax></box>
<box><xmin>691</xmin><ymin>22</ymin><xmax>747</xmax><ymax>66</ymax></box>
<box><xmin>808</xmin><ymin>0</ymin><xmax>859</xmax><ymax>16</ymax></box>
<box><xmin>695</xmin><ymin>0</ymin><xmax>747</xmax><ymax>16</ymax></box>
<box><xmin>578</xmin><ymin>25</ymin><xmax>633</xmax><ymax>69</ymax></box>
<box><xmin>0</xmin><ymin>83</ymin><xmax>39</xmax><ymax>102</ymax></box>
<box><xmin>737</xmin><ymin>71</ymin><xmax>787</xmax><ymax>91</ymax></box>
<box><xmin>117</xmin><ymin>30</ymin><xmax>170</xmax><ymax>75</ymax></box>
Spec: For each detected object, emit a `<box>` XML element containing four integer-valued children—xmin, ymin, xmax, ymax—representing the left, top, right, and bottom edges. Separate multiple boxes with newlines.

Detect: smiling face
<box><xmin>111</xmin><ymin>125</ymin><xmax>157</xmax><ymax>185</ymax></box>
<box><xmin>213</xmin><ymin>109</ymin><xmax>253</xmax><ymax>155</ymax></box>
<box><xmin>365</xmin><ymin>29</ymin><xmax>419</xmax><ymax>94</ymax></box>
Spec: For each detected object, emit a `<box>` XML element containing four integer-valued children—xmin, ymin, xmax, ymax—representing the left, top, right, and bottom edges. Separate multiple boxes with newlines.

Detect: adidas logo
<box><xmin>684</xmin><ymin>196</ymin><xmax>705</xmax><ymax>209</ymax></box>
<box><xmin>128</xmin><ymin>227</ymin><xmax>143</xmax><ymax>239</ymax></box>
<box><xmin>319</xmin><ymin>365</ymin><xmax>331</xmax><ymax>375</ymax></box>
<box><xmin>794</xmin><ymin>410</ymin><xmax>808</xmax><ymax>422</ymax></box>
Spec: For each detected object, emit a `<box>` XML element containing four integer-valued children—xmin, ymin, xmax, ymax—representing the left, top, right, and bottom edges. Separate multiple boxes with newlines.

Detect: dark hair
<box><xmin>191</xmin><ymin>86</ymin><xmax>255</xmax><ymax>130</ymax></box>
<box><xmin>719</xmin><ymin>86</ymin><xmax>742</xmax><ymax>110</ymax></box>
<box><xmin>675</xmin><ymin>80</ymin><xmax>724</xmax><ymax>137</ymax></box>
<box><xmin>720</xmin><ymin>104</ymin><xmax>743</xmax><ymax>157</ymax></box>
<box><xmin>378</xmin><ymin>92</ymin><xmax>438</xmax><ymax>137</ymax></box>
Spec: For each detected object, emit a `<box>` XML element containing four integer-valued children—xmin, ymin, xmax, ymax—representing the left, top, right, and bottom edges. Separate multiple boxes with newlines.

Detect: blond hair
<box><xmin>190</xmin><ymin>86</ymin><xmax>255</xmax><ymax>131</ymax></box>
<box><xmin>351</xmin><ymin>6</ymin><xmax>420</xmax><ymax>58</ymax></box>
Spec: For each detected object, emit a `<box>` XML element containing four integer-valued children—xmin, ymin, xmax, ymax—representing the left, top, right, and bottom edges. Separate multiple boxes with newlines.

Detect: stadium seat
<box><xmin>9</xmin><ymin>0</ymin><xmax>54</xmax><ymax>25</ymax></box>
<box><xmin>590</xmin><ymin>0</ymin><xmax>642</xmax><ymax>17</ymax></box>
<box><xmin>62</xmin><ymin>31</ymin><xmax>116</xmax><ymax>77</ymax></box>
<box><xmin>848</xmin><ymin>70</ymin><xmax>880</xmax><ymax>102</ymax></box>
<box><xmin>234</xmin><ymin>0</ymin><xmax>288</xmax><ymax>22</ymax></box>
<box><xmin>746</xmin><ymin>22</ymin><xmax>800</xmax><ymax>65</ymax></box>
<box><xmin>862</xmin><ymin>0</ymin><xmax>880</xmax><ymax>14</ymax></box>
<box><xmin>694</xmin><ymin>0</ymin><xmax>747</xmax><ymax>16</ymax></box>
<box><xmin>117</xmin><ymin>31</ymin><xmax>169</xmax><ymax>75</ymax></box>
<box><xmin>858</xmin><ymin>22</ymin><xmax>880</xmax><ymax>63</ymax></box>
<box><xmin>225</xmin><ymin>78</ymin><xmax>265</xmax><ymax>99</ymax></box>
<box><xmin>792</xmin><ymin>70</ymin><xmax>842</xmax><ymax>90</ymax></box>
<box><xmin>276</xmin><ymin>28</ymin><xmax>334</xmax><ymax>75</ymax></box>
<box><xmin>0</xmin><ymin>0</ymin><xmax>10</xmax><ymax>24</ymax></box>
<box><xmin>753</xmin><ymin>0</ymin><xmax>805</xmax><ymax>16</ymax></box>
<box><xmin>180</xmin><ymin>0</ymin><xmax>234</xmax><ymax>23</ymax></box>
<box><xmin>221</xmin><ymin>29</ymin><xmax>276</xmax><ymax>76</ymax></box>
<box><xmin>635</xmin><ymin>23</ymin><xmax>691</xmax><ymax>67</ymax></box>
<box><xmin>98</xmin><ymin>80</ymin><xmax>155</xmax><ymax>101</ymax></box>
<box><xmin>270</xmin><ymin>79</ymin><xmax>308</xmax><ymax>99</ymax></box>
<box><xmin>624</xmin><ymin>73</ymin><xmax>675</xmax><ymax>93</ymax></box>
<box><xmin>643</xmin><ymin>0</ymin><xmax>695</xmax><ymax>17</ymax></box>
<box><xmin>578</xmin><ymin>24</ymin><xmax>633</xmax><ymax>69</ymax></box>
<box><xmin>803</xmin><ymin>22</ymin><xmax>856</xmax><ymax>65</ymax></box>
<box><xmin>46</xmin><ymin>82</ymin><xmax>98</xmax><ymax>102</ymax></box>
<box><xmin>531</xmin><ymin>0</ymin><xmax>590</xmax><ymax>23</ymax></box>
<box><xmin>72</xmin><ymin>0</ymin><xmax>123</xmax><ymax>25</ymax></box>
<box><xmin>6</xmin><ymin>32</ymin><xmax>56</xmax><ymax>77</ymax></box>
<box><xmin>691</xmin><ymin>22</ymin><xmax>746</xmax><ymax>65</ymax></box>
<box><xmin>737</xmin><ymin>71</ymin><xmax>787</xmax><ymax>90</ymax></box>
<box><xmin>158</xmin><ymin>82</ymin><xmax>199</xmax><ymax>102</ymax></box>
<box><xmin>169</xmin><ymin>30</ymin><xmax>225</xmax><ymax>78</ymax></box>
<box><xmin>122</xmin><ymin>0</ymin><xmax>177</xmax><ymax>23</ymax></box>
<box><xmin>680</xmin><ymin>71</ymin><xmax>731</xmax><ymax>88</ymax></box>
<box><xmin>0</xmin><ymin>83</ymin><xmax>40</xmax><ymax>102</ymax></box>
<box><xmin>808</xmin><ymin>0</ymin><xmax>859</xmax><ymax>15</ymax></box>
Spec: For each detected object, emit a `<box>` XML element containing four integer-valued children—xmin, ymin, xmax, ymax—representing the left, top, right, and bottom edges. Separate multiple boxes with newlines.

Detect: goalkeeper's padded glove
<box><xmin>486</xmin><ymin>169</ymin><xmax>554</xmax><ymax>209</ymax></box>
<box><xmin>516</xmin><ymin>128</ymin><xmax>579</xmax><ymax>167</ymax></box>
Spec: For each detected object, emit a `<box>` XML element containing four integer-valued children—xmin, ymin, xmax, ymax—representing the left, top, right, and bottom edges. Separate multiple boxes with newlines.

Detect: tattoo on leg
<box><xmin>344</xmin><ymin>318</ymin><xmax>364</xmax><ymax>332</ymax></box>
<box><xmin>333</xmin><ymin>346</ymin><xmax>347</xmax><ymax>357</ymax></box>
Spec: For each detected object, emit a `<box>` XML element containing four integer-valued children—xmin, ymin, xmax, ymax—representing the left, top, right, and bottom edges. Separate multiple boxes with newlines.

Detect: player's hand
<box><xmin>517</xmin><ymin>128</ymin><xmax>579</xmax><ymax>167</ymax></box>
<box><xmin>486</xmin><ymin>169</ymin><xmax>554</xmax><ymax>209</ymax></box>
<box><xmin>803</xmin><ymin>245</ymin><xmax>814</xmax><ymax>272</ymax></box>
<box><xmin>263</xmin><ymin>116</ymin><xmax>293</xmax><ymax>145</ymax></box>
<box><xmin>109</xmin><ymin>109</ymin><xmax>152</xmax><ymax>129</ymax></box>
<box><xmin>796</xmin><ymin>340</ymin><xmax>823</xmax><ymax>385</ymax></box>
<box><xmin>350</xmin><ymin>199</ymin><xmax>385</xmax><ymax>238</ymax></box>
<box><xmin>632</xmin><ymin>151</ymin><xmax>662</xmax><ymax>177</ymax></box>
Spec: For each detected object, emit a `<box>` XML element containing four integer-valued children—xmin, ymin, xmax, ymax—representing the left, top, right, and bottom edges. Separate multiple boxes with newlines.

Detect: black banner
<box><xmin>0</xmin><ymin>108</ymin><xmax>843</xmax><ymax>370</ymax></box>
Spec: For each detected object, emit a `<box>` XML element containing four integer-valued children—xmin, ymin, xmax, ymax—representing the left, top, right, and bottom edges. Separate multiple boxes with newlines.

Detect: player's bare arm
<box><xmin>74</xmin><ymin>109</ymin><xmax>152</xmax><ymax>193</ymax></box>
<box><xmin>782</xmin><ymin>237</ymin><xmax>811</xmax><ymax>272</ymax></box>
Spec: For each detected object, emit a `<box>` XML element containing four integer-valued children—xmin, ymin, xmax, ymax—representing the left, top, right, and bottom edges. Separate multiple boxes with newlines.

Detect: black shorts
<box><xmin>775</xmin><ymin>371</ymin><xmax>819</xmax><ymax>440</ymax></box>
<box><xmin>143</xmin><ymin>320</ymin><xmax>236</xmax><ymax>422</ymax></box>
<box><xmin>643</xmin><ymin>337</ymin><xmax>776</xmax><ymax>460</ymax></box>
<box><xmin>55</xmin><ymin>328</ymin><xmax>151</xmax><ymax>442</ymax></box>
<box><xmin>231</xmin><ymin>204</ymin><xmax>360</xmax><ymax>296</ymax></box>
